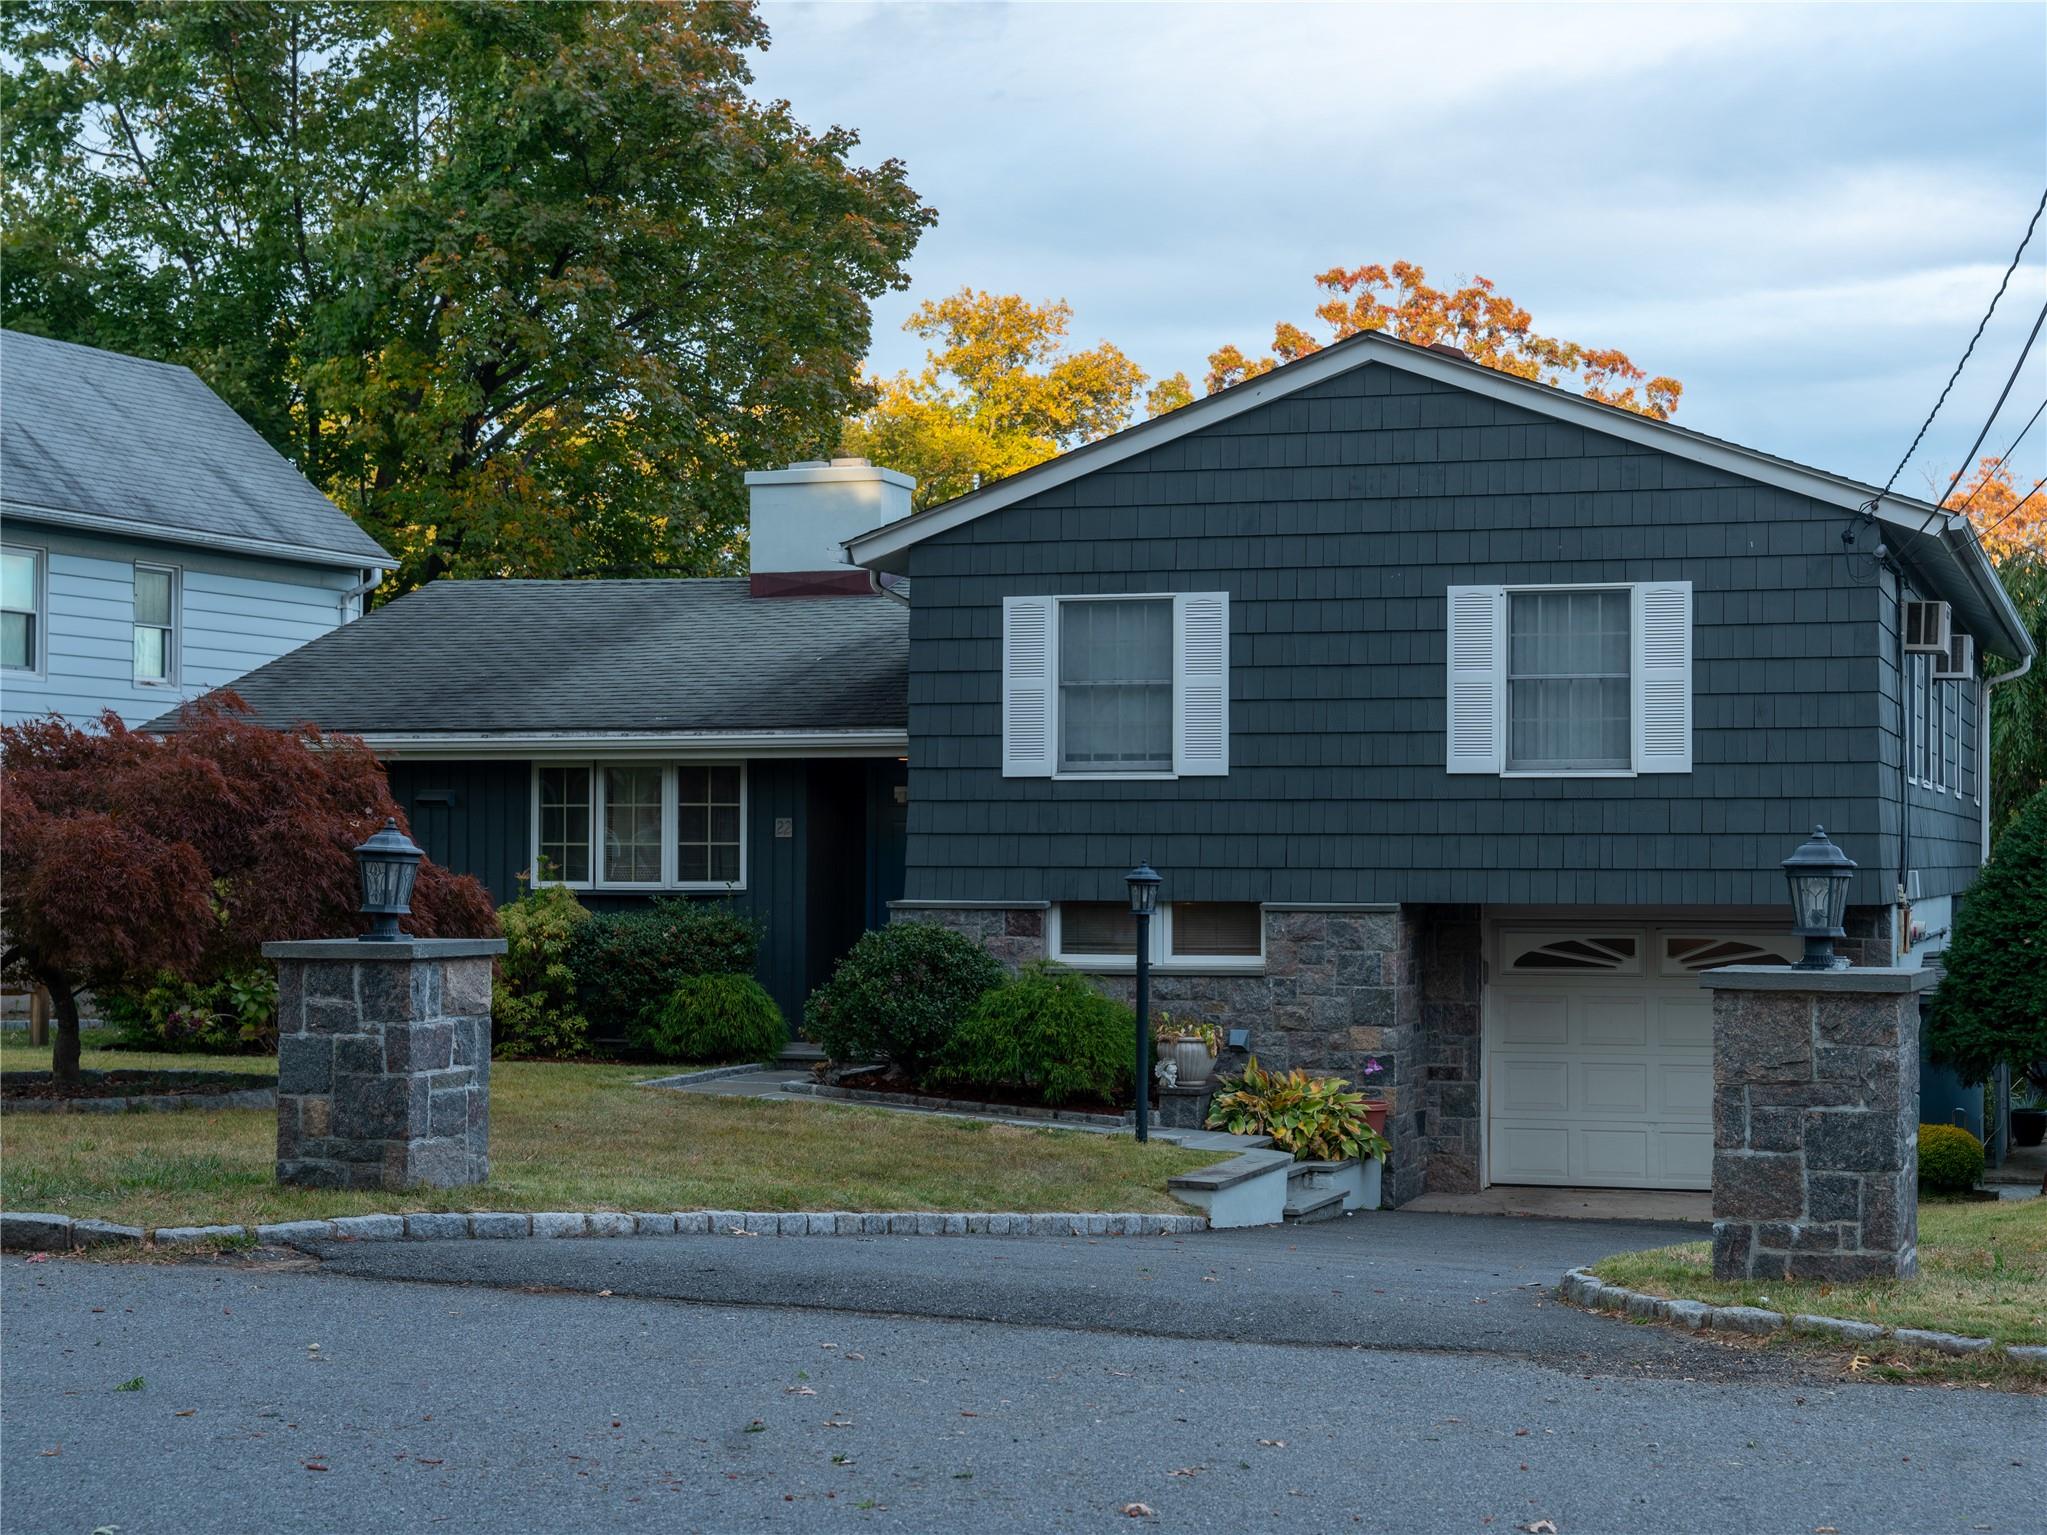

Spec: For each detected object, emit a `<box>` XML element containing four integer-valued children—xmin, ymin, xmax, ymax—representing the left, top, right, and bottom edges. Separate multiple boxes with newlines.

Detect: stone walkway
<box><xmin>649</xmin><ymin>1066</ymin><xmax>1259</xmax><ymax>1154</ymax></box>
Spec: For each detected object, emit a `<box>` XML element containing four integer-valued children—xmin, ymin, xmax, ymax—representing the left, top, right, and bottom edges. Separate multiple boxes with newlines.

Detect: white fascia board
<box><xmin>838</xmin><ymin>333</ymin><xmax>2030</xmax><ymax>659</ymax></box>
<box><xmin>362</xmin><ymin>729</ymin><xmax>909</xmax><ymax>762</ymax></box>
<box><xmin>0</xmin><ymin>497</ymin><xmax>394</xmax><ymax>573</ymax></box>
<box><xmin>745</xmin><ymin>463</ymin><xmax>916</xmax><ymax>491</ymax></box>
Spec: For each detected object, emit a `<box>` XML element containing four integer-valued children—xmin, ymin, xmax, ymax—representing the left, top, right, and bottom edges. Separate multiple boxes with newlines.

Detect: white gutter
<box><xmin>1982</xmin><ymin>652</ymin><xmax>2034</xmax><ymax>861</ymax></box>
<box><xmin>361</xmin><ymin>728</ymin><xmax>908</xmax><ymax>762</ymax></box>
<box><xmin>337</xmin><ymin>568</ymin><xmax>383</xmax><ymax>621</ymax></box>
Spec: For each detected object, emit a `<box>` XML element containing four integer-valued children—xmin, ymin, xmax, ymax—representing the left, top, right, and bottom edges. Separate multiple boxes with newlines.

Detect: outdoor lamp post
<box><xmin>1125</xmin><ymin>861</ymin><xmax>1162</xmax><ymax>1144</ymax></box>
<box><xmin>1782</xmin><ymin>825</ymin><xmax>1856</xmax><ymax>971</ymax></box>
<box><xmin>355</xmin><ymin>817</ymin><xmax>425</xmax><ymax>942</ymax></box>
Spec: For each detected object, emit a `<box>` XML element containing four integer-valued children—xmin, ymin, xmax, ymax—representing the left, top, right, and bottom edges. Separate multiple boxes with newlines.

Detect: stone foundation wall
<box><xmin>892</xmin><ymin>901</ymin><xmax>1487</xmax><ymax>1206</ymax></box>
<box><xmin>265</xmin><ymin>938</ymin><xmax>505</xmax><ymax>1191</ymax></box>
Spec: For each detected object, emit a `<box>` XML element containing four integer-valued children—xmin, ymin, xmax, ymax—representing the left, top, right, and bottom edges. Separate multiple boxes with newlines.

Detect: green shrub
<box><xmin>1930</xmin><ymin>785</ymin><xmax>2047</xmax><ymax>1098</ymax></box>
<box><xmin>932</xmin><ymin>963</ymin><xmax>1132</xmax><ymax>1104</ymax></box>
<box><xmin>492</xmin><ymin>882</ymin><xmax>593</xmax><ymax>1060</ymax></box>
<box><xmin>638</xmin><ymin>973</ymin><xmax>786</xmax><ymax>1064</ymax></box>
<box><xmin>1206</xmin><ymin>1057</ymin><xmax>1391</xmax><ymax>1163</ymax></box>
<box><xmin>100</xmin><ymin>966</ymin><xmax>278</xmax><ymax>1055</ymax></box>
<box><xmin>568</xmin><ymin>898</ymin><xmax>762</xmax><ymax>1037</ymax></box>
<box><xmin>804</xmin><ymin>922</ymin><xmax>1005</xmax><ymax>1076</ymax></box>
<box><xmin>1918</xmin><ymin>1123</ymin><xmax>1986</xmax><ymax>1194</ymax></box>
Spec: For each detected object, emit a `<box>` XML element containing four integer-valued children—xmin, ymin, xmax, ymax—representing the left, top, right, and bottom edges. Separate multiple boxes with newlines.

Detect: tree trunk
<box><xmin>28</xmin><ymin>983</ymin><xmax>49</xmax><ymax>1047</ymax></box>
<box><xmin>45</xmin><ymin>976</ymin><xmax>82</xmax><ymax>1086</ymax></box>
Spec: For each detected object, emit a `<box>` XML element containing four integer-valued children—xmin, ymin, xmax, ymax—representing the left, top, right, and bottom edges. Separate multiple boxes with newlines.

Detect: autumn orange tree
<box><xmin>1205</xmin><ymin>261</ymin><xmax>1684</xmax><ymax>420</ymax></box>
<box><xmin>1945</xmin><ymin>455</ymin><xmax>2047</xmax><ymax>564</ymax></box>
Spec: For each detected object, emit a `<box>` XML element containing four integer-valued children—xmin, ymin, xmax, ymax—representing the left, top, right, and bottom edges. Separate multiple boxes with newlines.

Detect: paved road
<box><xmin>5</xmin><ymin>1215</ymin><xmax>2042</xmax><ymax>1534</ymax></box>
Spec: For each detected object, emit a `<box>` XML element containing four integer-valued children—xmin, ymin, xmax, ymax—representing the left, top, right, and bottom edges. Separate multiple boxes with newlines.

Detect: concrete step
<box><xmin>776</xmin><ymin>1042</ymin><xmax>827</xmax><ymax>1069</ymax></box>
<box><xmin>1282</xmin><ymin>1188</ymin><xmax>1347</xmax><ymax>1224</ymax></box>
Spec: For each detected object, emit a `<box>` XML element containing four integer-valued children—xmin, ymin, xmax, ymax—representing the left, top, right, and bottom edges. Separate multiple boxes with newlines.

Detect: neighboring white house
<box><xmin>0</xmin><ymin>330</ymin><xmax>393</xmax><ymax>729</ymax></box>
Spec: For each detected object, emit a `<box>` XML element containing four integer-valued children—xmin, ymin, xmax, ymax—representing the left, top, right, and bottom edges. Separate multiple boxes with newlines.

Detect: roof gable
<box><xmin>845</xmin><ymin>332</ymin><xmax>2029</xmax><ymax>661</ymax></box>
<box><xmin>0</xmin><ymin>330</ymin><xmax>391</xmax><ymax>570</ymax></box>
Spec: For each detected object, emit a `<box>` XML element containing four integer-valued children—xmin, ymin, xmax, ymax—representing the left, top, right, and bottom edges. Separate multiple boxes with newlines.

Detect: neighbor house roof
<box><xmin>0</xmin><ymin>329</ymin><xmax>391</xmax><ymax>571</ymax></box>
<box><xmin>148</xmin><ymin>578</ymin><xmax>909</xmax><ymax>750</ymax></box>
<box><xmin>844</xmin><ymin>330</ymin><xmax>2032</xmax><ymax>663</ymax></box>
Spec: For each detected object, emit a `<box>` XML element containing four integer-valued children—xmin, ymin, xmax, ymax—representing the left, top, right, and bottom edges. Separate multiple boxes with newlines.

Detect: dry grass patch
<box><xmin>1</xmin><ymin>1033</ymin><xmax>1210</xmax><ymax>1229</ymax></box>
<box><xmin>1593</xmin><ymin>1201</ymin><xmax>2047</xmax><ymax>1347</ymax></box>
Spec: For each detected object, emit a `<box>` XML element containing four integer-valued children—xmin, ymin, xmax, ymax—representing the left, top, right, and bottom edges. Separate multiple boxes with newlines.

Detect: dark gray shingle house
<box><xmin>163</xmin><ymin>463</ymin><xmax>915</xmax><ymax>1026</ymax></box>
<box><xmin>843</xmin><ymin>330</ymin><xmax>2032</xmax><ymax>1205</ymax></box>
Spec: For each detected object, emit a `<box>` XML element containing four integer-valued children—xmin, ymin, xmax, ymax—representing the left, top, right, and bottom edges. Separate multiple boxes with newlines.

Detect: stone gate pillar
<box><xmin>1702</xmin><ymin>965</ymin><xmax>1932</xmax><ymax>1282</ymax></box>
<box><xmin>262</xmin><ymin>937</ymin><xmax>507</xmax><ymax>1190</ymax></box>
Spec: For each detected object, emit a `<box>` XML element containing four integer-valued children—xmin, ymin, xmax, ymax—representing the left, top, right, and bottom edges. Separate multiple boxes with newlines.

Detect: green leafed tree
<box><xmin>1928</xmin><ymin>785</ymin><xmax>2047</xmax><ymax>1097</ymax></box>
<box><xmin>1</xmin><ymin>1</ymin><xmax>933</xmax><ymax>596</ymax></box>
<box><xmin>1985</xmin><ymin>552</ymin><xmax>2047</xmax><ymax>846</ymax></box>
<box><xmin>841</xmin><ymin>289</ymin><xmax>1148</xmax><ymax>510</ymax></box>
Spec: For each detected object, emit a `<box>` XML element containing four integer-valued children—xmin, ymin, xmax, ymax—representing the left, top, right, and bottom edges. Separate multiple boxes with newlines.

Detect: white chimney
<box><xmin>742</xmin><ymin>457</ymin><xmax>915</xmax><ymax>596</ymax></box>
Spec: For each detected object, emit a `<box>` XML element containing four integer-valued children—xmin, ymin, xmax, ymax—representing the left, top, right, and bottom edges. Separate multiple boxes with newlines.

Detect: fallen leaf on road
<box><xmin>303</xmin><ymin>1463</ymin><xmax>329</xmax><ymax>1473</ymax></box>
<box><xmin>844</xmin><ymin>1352</ymin><xmax>864</xmax><ymax>1361</ymax></box>
<box><xmin>1514</xmin><ymin>1429</ymin><xmax>1530</xmax><ymax>1437</ymax></box>
<box><xmin>1520</xmin><ymin>1522</ymin><xmax>1557</xmax><ymax>1534</ymax></box>
<box><xmin>1257</xmin><ymin>1439</ymin><xmax>1285</xmax><ymax>1448</ymax></box>
<box><xmin>786</xmin><ymin>1387</ymin><xmax>816</xmax><ymax>1396</ymax></box>
<box><xmin>25</xmin><ymin>1253</ymin><xmax>50</xmax><ymax>1264</ymax></box>
<box><xmin>415</xmin><ymin>1458</ymin><xmax>443</xmax><ymax>1466</ymax></box>
<box><xmin>597</xmin><ymin>1290</ymin><xmax>613</xmax><ymax>1297</ymax></box>
<box><xmin>39</xmin><ymin>1445</ymin><xmax>60</xmax><ymax>1457</ymax></box>
<box><xmin>1815</xmin><ymin>1526</ymin><xmax>1838</xmax><ymax>1533</ymax></box>
<box><xmin>1120</xmin><ymin>1504</ymin><xmax>1155</xmax><ymax>1518</ymax></box>
<box><xmin>1168</xmin><ymin>1466</ymin><xmax>1203</xmax><ymax>1478</ymax></box>
<box><xmin>174</xmin><ymin>1410</ymin><xmax>196</xmax><ymax>1418</ymax></box>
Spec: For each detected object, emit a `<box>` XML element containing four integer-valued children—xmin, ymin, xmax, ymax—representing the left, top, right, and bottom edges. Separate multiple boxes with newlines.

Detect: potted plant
<box><xmin>2011</xmin><ymin>1071</ymin><xmax>2047</xmax><ymax>1149</ymax></box>
<box><xmin>1358</xmin><ymin>1055</ymin><xmax>1388</xmax><ymax>1138</ymax></box>
<box><xmin>1152</xmin><ymin>1012</ymin><xmax>1221</xmax><ymax>1088</ymax></box>
<box><xmin>1205</xmin><ymin>1057</ymin><xmax>1393</xmax><ymax>1211</ymax></box>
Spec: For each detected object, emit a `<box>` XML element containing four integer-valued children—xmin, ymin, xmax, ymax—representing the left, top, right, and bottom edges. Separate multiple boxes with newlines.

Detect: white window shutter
<box><xmin>1002</xmin><ymin>596</ymin><xmax>1056</xmax><ymax>777</ymax></box>
<box><xmin>1633</xmin><ymin>581</ymin><xmax>1692</xmax><ymax>774</ymax></box>
<box><xmin>1445</xmin><ymin>586</ymin><xmax>1504</xmax><ymax>774</ymax></box>
<box><xmin>1174</xmin><ymin>591</ymin><xmax>1230</xmax><ymax>776</ymax></box>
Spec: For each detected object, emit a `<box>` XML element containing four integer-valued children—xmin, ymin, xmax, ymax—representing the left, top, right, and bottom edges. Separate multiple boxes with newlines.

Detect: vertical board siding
<box><xmin>0</xmin><ymin>523</ymin><xmax>359</xmax><ymax>727</ymax></box>
<box><xmin>900</xmin><ymin>361</ymin><xmax>1956</xmax><ymax>909</ymax></box>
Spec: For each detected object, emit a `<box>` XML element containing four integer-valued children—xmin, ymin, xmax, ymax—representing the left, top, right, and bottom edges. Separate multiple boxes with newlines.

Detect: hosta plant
<box><xmin>1205</xmin><ymin>1057</ymin><xmax>1391</xmax><ymax>1163</ymax></box>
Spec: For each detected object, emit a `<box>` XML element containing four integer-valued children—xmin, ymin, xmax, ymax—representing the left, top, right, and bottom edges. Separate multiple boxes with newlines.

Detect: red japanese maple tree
<box><xmin>1</xmin><ymin>696</ymin><xmax>497</xmax><ymax>1084</ymax></box>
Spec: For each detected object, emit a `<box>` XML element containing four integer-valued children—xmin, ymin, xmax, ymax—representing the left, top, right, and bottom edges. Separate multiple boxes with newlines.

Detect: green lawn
<box><xmin>1593</xmin><ymin>1201</ymin><xmax>2047</xmax><ymax>1347</ymax></box>
<box><xmin>0</xmin><ymin>1032</ymin><xmax>1210</xmax><ymax>1228</ymax></box>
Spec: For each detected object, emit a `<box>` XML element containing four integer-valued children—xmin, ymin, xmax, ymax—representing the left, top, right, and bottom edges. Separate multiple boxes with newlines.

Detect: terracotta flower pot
<box><xmin>1363</xmin><ymin>1099</ymin><xmax>1388</xmax><ymax>1138</ymax></box>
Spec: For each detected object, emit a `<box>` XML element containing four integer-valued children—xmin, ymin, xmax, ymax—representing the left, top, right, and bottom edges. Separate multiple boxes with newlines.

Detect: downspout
<box><xmin>1981</xmin><ymin>651</ymin><xmax>2034</xmax><ymax>861</ymax></box>
<box><xmin>338</xmin><ymin>567</ymin><xmax>384</xmax><ymax>623</ymax></box>
<box><xmin>1895</xmin><ymin>572</ymin><xmax>1910</xmax><ymax>959</ymax></box>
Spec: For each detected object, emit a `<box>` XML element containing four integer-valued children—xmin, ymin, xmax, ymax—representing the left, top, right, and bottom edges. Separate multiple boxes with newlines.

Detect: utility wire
<box><xmin>1914</xmin><ymin>294</ymin><xmax>2047</xmax><ymax>539</ymax></box>
<box><xmin>1949</xmin><ymin>395</ymin><xmax>2046</xmax><ymax>524</ymax></box>
<box><xmin>1866</xmin><ymin>184</ymin><xmax>2047</xmax><ymax>509</ymax></box>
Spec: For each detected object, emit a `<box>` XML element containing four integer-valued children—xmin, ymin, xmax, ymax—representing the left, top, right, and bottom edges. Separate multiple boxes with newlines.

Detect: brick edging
<box><xmin>1560</xmin><ymin>1267</ymin><xmax>2047</xmax><ymax>1366</ymax></box>
<box><xmin>2</xmin><ymin>1208</ymin><xmax>1208</xmax><ymax>1253</ymax></box>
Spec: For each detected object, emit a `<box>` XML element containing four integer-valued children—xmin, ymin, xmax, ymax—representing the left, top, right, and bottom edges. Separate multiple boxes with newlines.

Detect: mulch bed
<box><xmin>1</xmin><ymin>1069</ymin><xmax>278</xmax><ymax>1103</ymax></box>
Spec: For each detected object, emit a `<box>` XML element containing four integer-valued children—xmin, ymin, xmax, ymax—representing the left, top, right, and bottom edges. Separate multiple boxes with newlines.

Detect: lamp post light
<box><xmin>1125</xmin><ymin>861</ymin><xmax>1162</xmax><ymax>1144</ymax></box>
<box><xmin>355</xmin><ymin>817</ymin><xmax>425</xmax><ymax>942</ymax></box>
<box><xmin>1782</xmin><ymin>825</ymin><xmax>1856</xmax><ymax>971</ymax></box>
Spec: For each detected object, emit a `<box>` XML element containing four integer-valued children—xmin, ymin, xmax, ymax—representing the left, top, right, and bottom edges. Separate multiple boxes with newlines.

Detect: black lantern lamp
<box><xmin>355</xmin><ymin>817</ymin><xmax>424</xmax><ymax>942</ymax></box>
<box><xmin>1782</xmin><ymin>826</ymin><xmax>1855</xmax><ymax>971</ymax></box>
<box><xmin>1125</xmin><ymin>862</ymin><xmax>1163</xmax><ymax>1143</ymax></box>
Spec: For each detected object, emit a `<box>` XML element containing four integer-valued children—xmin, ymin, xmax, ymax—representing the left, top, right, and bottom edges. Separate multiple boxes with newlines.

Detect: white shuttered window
<box><xmin>1002</xmin><ymin>593</ymin><xmax>1229</xmax><ymax>778</ymax></box>
<box><xmin>1447</xmin><ymin>581</ymin><xmax>1692</xmax><ymax>777</ymax></box>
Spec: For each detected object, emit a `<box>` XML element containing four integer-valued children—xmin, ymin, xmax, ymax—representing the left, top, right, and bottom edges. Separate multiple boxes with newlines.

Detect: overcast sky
<box><xmin>752</xmin><ymin>1</ymin><xmax>2047</xmax><ymax>502</ymax></box>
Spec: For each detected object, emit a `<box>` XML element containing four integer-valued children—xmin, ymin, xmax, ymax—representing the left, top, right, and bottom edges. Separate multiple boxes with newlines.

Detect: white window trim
<box><xmin>1</xmin><ymin>541</ymin><xmax>47</xmax><ymax>679</ymax></box>
<box><xmin>1047</xmin><ymin>901</ymin><xmax>1267</xmax><ymax>975</ymax></box>
<box><xmin>527</xmin><ymin>761</ymin><xmax>748</xmax><ymax>893</ymax></box>
<box><xmin>132</xmin><ymin>560</ymin><xmax>180</xmax><ymax>688</ymax></box>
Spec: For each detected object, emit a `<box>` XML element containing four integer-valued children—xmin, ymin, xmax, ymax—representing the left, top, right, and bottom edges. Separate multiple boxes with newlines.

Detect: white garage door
<box><xmin>1485</xmin><ymin>928</ymin><xmax>1801</xmax><ymax>1190</ymax></box>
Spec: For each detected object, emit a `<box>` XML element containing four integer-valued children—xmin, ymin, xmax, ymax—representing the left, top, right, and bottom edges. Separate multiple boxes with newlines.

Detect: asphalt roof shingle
<box><xmin>0</xmin><ymin>330</ymin><xmax>391</xmax><ymax>568</ymax></box>
<box><xmin>155</xmin><ymin>578</ymin><xmax>909</xmax><ymax>737</ymax></box>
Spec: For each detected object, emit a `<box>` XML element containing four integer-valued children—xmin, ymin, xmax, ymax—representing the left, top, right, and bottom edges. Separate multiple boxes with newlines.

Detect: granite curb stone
<box><xmin>1560</xmin><ymin>1266</ymin><xmax>2038</xmax><ymax>1365</ymax></box>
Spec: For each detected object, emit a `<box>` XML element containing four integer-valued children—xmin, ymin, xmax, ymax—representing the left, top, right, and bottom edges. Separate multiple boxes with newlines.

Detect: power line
<box><xmin>1914</xmin><ymin>293</ymin><xmax>2047</xmax><ymax>540</ymax></box>
<box><xmin>1865</xmin><ymin>184</ymin><xmax>2047</xmax><ymax>509</ymax></box>
<box><xmin>1949</xmin><ymin>395</ymin><xmax>2046</xmax><ymax>522</ymax></box>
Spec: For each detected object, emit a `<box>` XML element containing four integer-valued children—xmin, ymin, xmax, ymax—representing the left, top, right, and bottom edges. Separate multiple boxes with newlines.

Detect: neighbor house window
<box><xmin>533</xmin><ymin>763</ymin><xmax>746</xmax><ymax>890</ymax></box>
<box><xmin>1058</xmin><ymin>598</ymin><xmax>1173</xmax><ymax>773</ymax></box>
<box><xmin>1051</xmin><ymin>901</ymin><xmax>1264</xmax><ymax>969</ymax></box>
<box><xmin>537</xmin><ymin>767</ymin><xmax>592</xmax><ymax>884</ymax></box>
<box><xmin>1506</xmin><ymin>589</ymin><xmax>1631</xmax><ymax>772</ymax></box>
<box><xmin>133</xmin><ymin>563</ymin><xmax>177</xmax><ymax>684</ymax></box>
<box><xmin>676</xmin><ymin>765</ymin><xmax>742</xmax><ymax>884</ymax></box>
<box><xmin>1</xmin><ymin>546</ymin><xmax>41</xmax><ymax>673</ymax></box>
<box><xmin>602</xmin><ymin>766</ymin><xmax>664</xmax><ymax>884</ymax></box>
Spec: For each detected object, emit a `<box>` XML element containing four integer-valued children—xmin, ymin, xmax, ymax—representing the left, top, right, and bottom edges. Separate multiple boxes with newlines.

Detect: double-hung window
<box><xmin>1050</xmin><ymin>900</ymin><xmax>1264</xmax><ymax>970</ymax></box>
<box><xmin>133</xmin><ymin>563</ymin><xmax>177</xmax><ymax>685</ymax></box>
<box><xmin>1447</xmin><ymin>581</ymin><xmax>1691</xmax><ymax>776</ymax></box>
<box><xmin>531</xmin><ymin>763</ymin><xmax>747</xmax><ymax>890</ymax></box>
<box><xmin>1</xmin><ymin>546</ymin><xmax>42</xmax><ymax>674</ymax></box>
<box><xmin>1001</xmin><ymin>592</ymin><xmax>1229</xmax><ymax>778</ymax></box>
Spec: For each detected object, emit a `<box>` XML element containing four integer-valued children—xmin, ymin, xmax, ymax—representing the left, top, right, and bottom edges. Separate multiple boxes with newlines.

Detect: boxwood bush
<box><xmin>932</xmin><ymin>963</ymin><xmax>1132</xmax><ymax>1105</ymax></box>
<box><xmin>491</xmin><ymin>882</ymin><xmax>593</xmax><ymax>1059</ymax></box>
<box><xmin>804</xmin><ymin>922</ymin><xmax>1005</xmax><ymax>1077</ymax></box>
<box><xmin>567</xmin><ymin>898</ymin><xmax>761</xmax><ymax>1039</ymax></box>
<box><xmin>1917</xmin><ymin>1123</ymin><xmax>1985</xmax><ymax>1195</ymax></box>
<box><xmin>638</xmin><ymin>973</ymin><xmax>786</xmax><ymax>1064</ymax></box>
